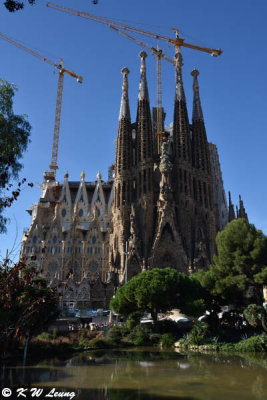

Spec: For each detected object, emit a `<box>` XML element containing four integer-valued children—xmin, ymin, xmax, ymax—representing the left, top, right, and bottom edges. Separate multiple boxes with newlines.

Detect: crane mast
<box><xmin>0</xmin><ymin>31</ymin><xmax>83</xmax><ymax>181</ymax></box>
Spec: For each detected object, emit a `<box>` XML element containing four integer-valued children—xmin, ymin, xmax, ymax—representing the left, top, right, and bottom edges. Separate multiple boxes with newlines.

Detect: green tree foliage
<box><xmin>4</xmin><ymin>0</ymin><xmax>36</xmax><ymax>12</ymax></box>
<box><xmin>110</xmin><ymin>268</ymin><xmax>206</xmax><ymax>323</ymax></box>
<box><xmin>0</xmin><ymin>79</ymin><xmax>31</xmax><ymax>232</ymax></box>
<box><xmin>244</xmin><ymin>304</ymin><xmax>267</xmax><ymax>332</ymax></box>
<box><xmin>0</xmin><ymin>261</ymin><xmax>59</xmax><ymax>356</ymax></box>
<box><xmin>196</xmin><ymin>219</ymin><xmax>267</xmax><ymax>309</ymax></box>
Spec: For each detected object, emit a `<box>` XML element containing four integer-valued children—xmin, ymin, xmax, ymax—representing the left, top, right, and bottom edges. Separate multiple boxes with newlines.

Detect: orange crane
<box><xmin>0</xmin><ymin>31</ymin><xmax>83</xmax><ymax>181</ymax></box>
<box><xmin>46</xmin><ymin>2</ymin><xmax>222</xmax><ymax>152</ymax></box>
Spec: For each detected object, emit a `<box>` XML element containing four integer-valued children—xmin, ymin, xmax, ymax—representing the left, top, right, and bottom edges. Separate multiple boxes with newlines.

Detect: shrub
<box><xmin>128</xmin><ymin>324</ymin><xmax>151</xmax><ymax>346</ymax></box>
<box><xmin>107</xmin><ymin>325</ymin><xmax>129</xmax><ymax>342</ymax></box>
<box><xmin>36</xmin><ymin>332</ymin><xmax>53</xmax><ymax>340</ymax></box>
<box><xmin>188</xmin><ymin>322</ymin><xmax>209</xmax><ymax>345</ymax></box>
<box><xmin>88</xmin><ymin>337</ymin><xmax>114</xmax><ymax>349</ymax></box>
<box><xmin>160</xmin><ymin>333</ymin><xmax>175</xmax><ymax>348</ymax></box>
<box><xmin>149</xmin><ymin>333</ymin><xmax>161</xmax><ymax>345</ymax></box>
<box><xmin>52</xmin><ymin>328</ymin><xmax>58</xmax><ymax>339</ymax></box>
<box><xmin>235</xmin><ymin>334</ymin><xmax>267</xmax><ymax>352</ymax></box>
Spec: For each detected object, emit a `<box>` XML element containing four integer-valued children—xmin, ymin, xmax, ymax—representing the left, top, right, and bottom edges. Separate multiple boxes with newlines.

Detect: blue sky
<box><xmin>0</xmin><ymin>0</ymin><xmax>267</xmax><ymax>261</ymax></box>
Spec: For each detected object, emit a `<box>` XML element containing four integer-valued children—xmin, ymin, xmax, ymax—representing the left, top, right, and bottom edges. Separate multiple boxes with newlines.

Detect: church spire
<box><xmin>115</xmin><ymin>67</ymin><xmax>132</xmax><ymax>175</ymax></box>
<box><xmin>172</xmin><ymin>52</ymin><xmax>191</xmax><ymax>163</ymax></box>
<box><xmin>138</xmin><ymin>51</ymin><xmax>149</xmax><ymax>101</ymax></box>
<box><xmin>136</xmin><ymin>51</ymin><xmax>153</xmax><ymax>162</ymax></box>
<box><xmin>191</xmin><ymin>69</ymin><xmax>210</xmax><ymax>174</ymax></box>
<box><xmin>191</xmin><ymin>69</ymin><xmax>204</xmax><ymax>121</ymax></box>
<box><xmin>238</xmin><ymin>194</ymin><xmax>248</xmax><ymax>221</ymax></box>
<box><xmin>228</xmin><ymin>191</ymin><xmax>236</xmax><ymax>222</ymax></box>
<box><xmin>119</xmin><ymin>67</ymin><xmax>130</xmax><ymax>120</ymax></box>
<box><xmin>175</xmin><ymin>52</ymin><xmax>186</xmax><ymax>101</ymax></box>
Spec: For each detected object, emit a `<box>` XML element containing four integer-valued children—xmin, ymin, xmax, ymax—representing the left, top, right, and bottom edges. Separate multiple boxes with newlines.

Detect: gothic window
<box><xmin>48</xmin><ymin>262</ymin><xmax>58</xmax><ymax>275</ymax></box>
<box><xmin>33</xmin><ymin>236</ymin><xmax>37</xmax><ymax>244</ymax></box>
<box><xmin>198</xmin><ymin>181</ymin><xmax>202</xmax><ymax>204</ymax></box>
<box><xmin>79</xmin><ymin>208</ymin><xmax>83</xmax><ymax>218</ymax></box>
<box><xmin>143</xmin><ymin>170</ymin><xmax>146</xmax><ymax>194</ymax></box>
<box><xmin>92</xmin><ymin>236</ymin><xmax>96</xmax><ymax>244</ymax></box>
<box><xmin>53</xmin><ymin>236</ymin><xmax>57</xmax><ymax>244</ymax></box>
<box><xmin>122</xmin><ymin>181</ymin><xmax>126</xmax><ymax>203</ymax></box>
<box><xmin>133</xmin><ymin>148</ymin><xmax>136</xmax><ymax>166</ymax></box>
<box><xmin>193</xmin><ymin>178</ymin><xmax>197</xmax><ymax>200</ymax></box>
<box><xmin>203</xmin><ymin>182</ymin><xmax>208</xmax><ymax>208</ymax></box>
<box><xmin>118</xmin><ymin>183</ymin><xmax>121</xmax><ymax>207</ymax></box>
<box><xmin>73</xmin><ymin>262</ymin><xmax>81</xmax><ymax>282</ymax></box>
<box><xmin>89</xmin><ymin>262</ymin><xmax>98</xmax><ymax>272</ymax></box>
<box><xmin>198</xmin><ymin>228</ymin><xmax>203</xmax><ymax>241</ymax></box>
<box><xmin>132</xmin><ymin>179</ymin><xmax>136</xmax><ymax>202</ymax></box>
<box><xmin>62</xmin><ymin>209</ymin><xmax>66</xmax><ymax>218</ymax></box>
<box><xmin>184</xmin><ymin>170</ymin><xmax>188</xmax><ymax>195</ymax></box>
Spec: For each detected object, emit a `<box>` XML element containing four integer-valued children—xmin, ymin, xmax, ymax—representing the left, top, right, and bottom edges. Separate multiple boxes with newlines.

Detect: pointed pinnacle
<box><xmin>138</xmin><ymin>51</ymin><xmax>149</xmax><ymax>101</ymax></box>
<box><xmin>119</xmin><ymin>67</ymin><xmax>130</xmax><ymax>120</ymax></box>
<box><xmin>191</xmin><ymin>68</ymin><xmax>203</xmax><ymax>121</ymax></box>
<box><xmin>174</xmin><ymin>52</ymin><xmax>185</xmax><ymax>101</ymax></box>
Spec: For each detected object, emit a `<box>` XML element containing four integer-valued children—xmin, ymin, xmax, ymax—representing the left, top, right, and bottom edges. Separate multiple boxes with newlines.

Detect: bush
<box><xmin>127</xmin><ymin>324</ymin><xmax>151</xmax><ymax>346</ymax></box>
<box><xmin>149</xmin><ymin>333</ymin><xmax>161</xmax><ymax>345</ymax></box>
<box><xmin>52</xmin><ymin>328</ymin><xmax>58</xmax><ymax>339</ymax></box>
<box><xmin>235</xmin><ymin>334</ymin><xmax>267</xmax><ymax>352</ymax></box>
<box><xmin>188</xmin><ymin>322</ymin><xmax>209</xmax><ymax>345</ymax></box>
<box><xmin>107</xmin><ymin>325</ymin><xmax>129</xmax><ymax>342</ymax></box>
<box><xmin>36</xmin><ymin>332</ymin><xmax>53</xmax><ymax>340</ymax></box>
<box><xmin>160</xmin><ymin>333</ymin><xmax>175</xmax><ymax>348</ymax></box>
<box><xmin>88</xmin><ymin>337</ymin><xmax>114</xmax><ymax>349</ymax></box>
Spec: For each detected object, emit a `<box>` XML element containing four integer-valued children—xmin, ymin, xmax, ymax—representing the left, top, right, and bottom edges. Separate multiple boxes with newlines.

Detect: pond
<box><xmin>1</xmin><ymin>348</ymin><xmax>267</xmax><ymax>400</ymax></box>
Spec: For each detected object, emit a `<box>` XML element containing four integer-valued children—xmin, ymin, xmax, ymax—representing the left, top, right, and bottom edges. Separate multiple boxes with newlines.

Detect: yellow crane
<box><xmin>0</xmin><ymin>31</ymin><xmax>83</xmax><ymax>181</ymax></box>
<box><xmin>46</xmin><ymin>2</ymin><xmax>222</xmax><ymax>153</ymax></box>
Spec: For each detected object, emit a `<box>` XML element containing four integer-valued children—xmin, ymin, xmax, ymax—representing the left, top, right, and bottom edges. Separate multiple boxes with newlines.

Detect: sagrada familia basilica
<box><xmin>20</xmin><ymin>51</ymin><xmax>248</xmax><ymax>309</ymax></box>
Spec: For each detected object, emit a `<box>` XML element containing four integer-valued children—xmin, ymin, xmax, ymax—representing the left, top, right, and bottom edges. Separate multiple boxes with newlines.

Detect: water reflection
<box><xmin>1</xmin><ymin>349</ymin><xmax>267</xmax><ymax>400</ymax></box>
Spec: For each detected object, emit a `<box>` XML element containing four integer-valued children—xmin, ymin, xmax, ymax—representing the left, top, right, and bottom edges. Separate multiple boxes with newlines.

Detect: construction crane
<box><xmin>46</xmin><ymin>2</ymin><xmax>222</xmax><ymax>152</ymax></box>
<box><xmin>107</xmin><ymin>25</ymin><xmax>172</xmax><ymax>154</ymax></box>
<box><xmin>0</xmin><ymin>31</ymin><xmax>83</xmax><ymax>181</ymax></box>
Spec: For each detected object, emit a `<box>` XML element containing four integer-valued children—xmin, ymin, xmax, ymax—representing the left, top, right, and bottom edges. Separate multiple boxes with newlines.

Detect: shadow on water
<box><xmin>1</xmin><ymin>349</ymin><xmax>267</xmax><ymax>400</ymax></box>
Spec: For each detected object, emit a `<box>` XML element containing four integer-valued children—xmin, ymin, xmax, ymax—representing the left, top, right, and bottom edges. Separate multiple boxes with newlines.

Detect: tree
<box><xmin>4</xmin><ymin>0</ymin><xmax>36</xmax><ymax>12</ymax></box>
<box><xmin>243</xmin><ymin>304</ymin><xmax>267</xmax><ymax>332</ymax></box>
<box><xmin>0</xmin><ymin>261</ymin><xmax>59</xmax><ymax>357</ymax></box>
<box><xmin>110</xmin><ymin>268</ymin><xmax>206</xmax><ymax>323</ymax></box>
<box><xmin>0</xmin><ymin>79</ymin><xmax>31</xmax><ymax>232</ymax></box>
<box><xmin>196</xmin><ymin>219</ymin><xmax>267</xmax><ymax>310</ymax></box>
<box><xmin>3</xmin><ymin>0</ymin><xmax>99</xmax><ymax>12</ymax></box>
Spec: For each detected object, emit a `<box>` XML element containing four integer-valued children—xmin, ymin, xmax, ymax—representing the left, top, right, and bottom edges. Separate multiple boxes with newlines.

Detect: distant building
<box><xmin>20</xmin><ymin>171</ymin><xmax>114</xmax><ymax>309</ymax></box>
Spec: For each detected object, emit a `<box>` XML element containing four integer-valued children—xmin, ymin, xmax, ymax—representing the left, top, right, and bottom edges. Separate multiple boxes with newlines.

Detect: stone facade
<box><xmin>109</xmin><ymin>52</ymin><xmax>229</xmax><ymax>283</ymax></box>
<box><xmin>20</xmin><ymin>171</ymin><xmax>114</xmax><ymax>309</ymax></box>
